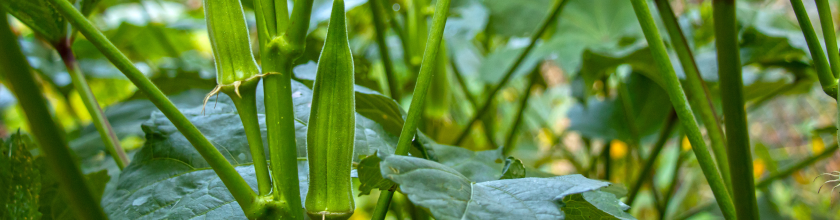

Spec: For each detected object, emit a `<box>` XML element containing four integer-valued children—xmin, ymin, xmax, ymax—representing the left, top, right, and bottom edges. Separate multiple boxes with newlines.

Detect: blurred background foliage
<box><xmin>3</xmin><ymin>0</ymin><xmax>840</xmax><ymax>219</ymax></box>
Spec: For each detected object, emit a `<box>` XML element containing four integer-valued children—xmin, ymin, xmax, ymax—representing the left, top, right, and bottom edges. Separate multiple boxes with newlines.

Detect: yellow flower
<box><xmin>610</xmin><ymin>140</ymin><xmax>628</xmax><ymax>159</ymax></box>
<box><xmin>682</xmin><ymin>136</ymin><xmax>691</xmax><ymax>151</ymax></box>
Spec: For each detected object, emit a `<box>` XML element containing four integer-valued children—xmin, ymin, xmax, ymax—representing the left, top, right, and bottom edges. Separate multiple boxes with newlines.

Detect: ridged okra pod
<box><xmin>203</xmin><ymin>0</ymin><xmax>272</xmax><ymax>196</ymax></box>
<box><xmin>305</xmin><ymin>0</ymin><xmax>356</xmax><ymax>219</ymax></box>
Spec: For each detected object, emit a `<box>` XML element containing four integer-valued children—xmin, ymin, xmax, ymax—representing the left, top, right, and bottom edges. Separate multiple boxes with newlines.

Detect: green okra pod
<box><xmin>305</xmin><ymin>0</ymin><xmax>356</xmax><ymax>219</ymax></box>
<box><xmin>202</xmin><ymin>0</ymin><xmax>272</xmax><ymax>196</ymax></box>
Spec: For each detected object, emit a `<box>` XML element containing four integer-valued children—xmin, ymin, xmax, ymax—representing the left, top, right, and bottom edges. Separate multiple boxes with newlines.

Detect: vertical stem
<box><xmin>450</xmin><ymin>58</ymin><xmax>479</xmax><ymax>107</ymax></box>
<box><xmin>502</xmin><ymin>67</ymin><xmax>540</xmax><ymax>156</ymax></box>
<box><xmin>451</xmin><ymin>0</ymin><xmax>569</xmax><ymax>145</ymax></box>
<box><xmin>630</xmin><ymin>0</ymin><xmax>736</xmax><ymax>218</ymax></box>
<box><xmin>370</xmin><ymin>0</ymin><xmax>451</xmax><ymax>217</ymax></box>
<box><xmin>0</xmin><ymin>13</ymin><xmax>108</xmax><ymax>220</ymax></box>
<box><xmin>47</xmin><ymin>0</ymin><xmax>257</xmax><ymax>215</ymax></box>
<box><xmin>654</xmin><ymin>0</ymin><xmax>731</xmax><ymax>190</ymax></box>
<box><xmin>257</xmin><ymin>0</ymin><xmax>312</xmax><ymax>218</ymax></box>
<box><xmin>617</xmin><ymin>80</ymin><xmax>641</xmax><ymax>148</ymax></box>
<box><xmin>713</xmin><ymin>0</ymin><xmax>759</xmax><ymax>219</ymax></box>
<box><xmin>229</xmin><ymin>84</ymin><xmax>271</xmax><ymax>196</ymax></box>
<box><xmin>660</xmin><ymin>149</ymin><xmax>688</xmax><ymax>220</ymax></box>
<box><xmin>815</xmin><ymin>0</ymin><xmax>840</xmax><ymax>78</ymax></box>
<box><xmin>790</xmin><ymin>0</ymin><xmax>838</xmax><ymax>98</ymax></box>
<box><xmin>370</xmin><ymin>0</ymin><xmax>401</xmax><ymax>100</ymax></box>
<box><xmin>56</xmin><ymin>41</ymin><xmax>129</xmax><ymax>170</ymax></box>
<box><xmin>626</xmin><ymin>110</ymin><xmax>676</xmax><ymax>207</ymax></box>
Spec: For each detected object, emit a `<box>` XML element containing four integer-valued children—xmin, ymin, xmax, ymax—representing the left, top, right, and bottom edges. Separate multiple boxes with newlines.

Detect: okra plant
<box><xmin>6</xmin><ymin>0</ymin><xmax>840</xmax><ymax>219</ymax></box>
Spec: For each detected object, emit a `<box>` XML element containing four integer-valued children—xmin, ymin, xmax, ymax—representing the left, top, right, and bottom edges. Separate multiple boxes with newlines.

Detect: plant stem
<box><xmin>660</xmin><ymin>149</ymin><xmax>689</xmax><ymax>220</ymax></box>
<box><xmin>369</xmin><ymin>187</ymin><xmax>395</xmax><ymax>220</ymax></box>
<box><xmin>255</xmin><ymin>0</ymin><xmax>312</xmax><ymax>218</ymax></box>
<box><xmin>502</xmin><ymin>67</ymin><xmax>540</xmax><ymax>155</ymax></box>
<box><xmin>713</xmin><ymin>0</ymin><xmax>760</xmax><ymax>219</ymax></box>
<box><xmin>626</xmin><ymin>110</ymin><xmax>676</xmax><ymax>207</ymax></box>
<box><xmin>0</xmin><ymin>12</ymin><xmax>108</xmax><ymax>220</ymax></box>
<box><xmin>451</xmin><ymin>0</ymin><xmax>569</xmax><ymax>145</ymax></box>
<box><xmin>815</xmin><ymin>0</ymin><xmax>840</xmax><ymax>78</ymax></box>
<box><xmin>755</xmin><ymin>143</ymin><xmax>839</xmax><ymax>188</ymax></box>
<box><xmin>229</xmin><ymin>84</ymin><xmax>271</xmax><ymax>196</ymax></box>
<box><xmin>654</xmin><ymin>0</ymin><xmax>731</xmax><ymax>190</ymax></box>
<box><xmin>790</xmin><ymin>0</ymin><xmax>838</xmax><ymax>99</ymax></box>
<box><xmin>450</xmin><ymin>57</ymin><xmax>479</xmax><ymax>107</ymax></box>
<box><xmin>56</xmin><ymin>40</ymin><xmax>130</xmax><ymax>170</ymax></box>
<box><xmin>47</xmin><ymin>0</ymin><xmax>258</xmax><ymax>215</ymax></box>
<box><xmin>370</xmin><ymin>0</ymin><xmax>451</xmax><ymax>217</ymax></box>
<box><xmin>630</xmin><ymin>0</ymin><xmax>736</xmax><ymax>218</ymax></box>
<box><xmin>370</xmin><ymin>0</ymin><xmax>401</xmax><ymax>100</ymax></box>
<box><xmin>617</xmin><ymin>80</ymin><xmax>641</xmax><ymax>148</ymax></box>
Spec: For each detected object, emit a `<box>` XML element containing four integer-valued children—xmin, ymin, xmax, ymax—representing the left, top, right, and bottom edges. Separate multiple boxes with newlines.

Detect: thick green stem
<box><xmin>630</xmin><ymin>0</ymin><xmax>736</xmax><ymax>218</ymax></box>
<box><xmin>370</xmin><ymin>0</ymin><xmax>452</xmax><ymax>217</ymax></box>
<box><xmin>654</xmin><ymin>0</ymin><xmax>731</xmax><ymax>190</ymax></box>
<box><xmin>370</xmin><ymin>0</ymin><xmax>401</xmax><ymax>100</ymax></box>
<box><xmin>452</xmin><ymin>0</ymin><xmax>569</xmax><ymax>145</ymax></box>
<box><xmin>228</xmin><ymin>84</ymin><xmax>271</xmax><ymax>196</ymax></box>
<box><xmin>790</xmin><ymin>0</ymin><xmax>838</xmax><ymax>99</ymax></box>
<box><xmin>815</xmin><ymin>0</ymin><xmax>840</xmax><ymax>78</ymax></box>
<box><xmin>47</xmin><ymin>0</ymin><xmax>257</xmax><ymax>215</ymax></box>
<box><xmin>285</xmin><ymin>0</ymin><xmax>314</xmax><ymax>53</ymax></box>
<box><xmin>755</xmin><ymin>143</ymin><xmax>839</xmax><ymax>188</ymax></box>
<box><xmin>502</xmin><ymin>67</ymin><xmax>540</xmax><ymax>156</ymax></box>
<box><xmin>0</xmin><ymin>12</ymin><xmax>108</xmax><ymax>220</ymax></box>
<box><xmin>262</xmin><ymin>59</ymin><xmax>304</xmax><ymax>219</ymax></box>
<box><xmin>625</xmin><ymin>110</ymin><xmax>676</xmax><ymax>207</ymax></box>
<box><xmin>254</xmin><ymin>0</ymin><xmax>306</xmax><ymax>218</ymax></box>
<box><xmin>713</xmin><ymin>0</ymin><xmax>760</xmax><ymax>219</ymax></box>
<box><xmin>56</xmin><ymin>41</ymin><xmax>129</xmax><ymax>170</ymax></box>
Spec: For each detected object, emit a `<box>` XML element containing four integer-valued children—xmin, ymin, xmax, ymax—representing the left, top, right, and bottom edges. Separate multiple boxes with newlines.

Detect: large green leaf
<box><xmin>1</xmin><ymin>0</ymin><xmax>66</xmax><ymax>43</ymax></box>
<box><xmin>0</xmin><ymin>133</ymin><xmax>41</xmax><ymax>219</ymax></box>
<box><xmin>479</xmin><ymin>0</ymin><xmax>643</xmax><ymax>84</ymax></box>
<box><xmin>102</xmin><ymin>80</ymin><xmax>399</xmax><ymax>218</ymax></box>
<box><xmin>378</xmin><ymin>154</ymin><xmax>634</xmax><ymax>220</ymax></box>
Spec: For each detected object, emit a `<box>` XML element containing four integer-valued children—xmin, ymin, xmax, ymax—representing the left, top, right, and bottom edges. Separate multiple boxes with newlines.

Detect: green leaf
<box><xmin>102</xmin><ymin>80</ymin><xmax>399</xmax><ymax>218</ymax></box>
<box><xmin>356</xmin><ymin>153</ymin><xmax>394</xmax><ymax>196</ymax></box>
<box><xmin>500</xmin><ymin>156</ymin><xmax>526</xmax><ymax>179</ymax></box>
<box><xmin>561</xmin><ymin>190</ymin><xmax>634</xmax><ymax>220</ymax></box>
<box><xmin>379</xmin><ymin>154</ymin><xmax>630</xmax><ymax>219</ymax></box>
<box><xmin>484</xmin><ymin>0</ymin><xmax>553</xmax><ymax>37</ymax></box>
<box><xmin>79</xmin><ymin>0</ymin><xmax>103</xmax><ymax>17</ymax></box>
<box><xmin>1</xmin><ymin>0</ymin><xmax>66</xmax><ymax>43</ymax></box>
<box><xmin>37</xmin><ymin>162</ymin><xmax>112</xmax><ymax>220</ymax></box>
<box><xmin>479</xmin><ymin>0</ymin><xmax>642</xmax><ymax>84</ymax></box>
<box><xmin>0</xmin><ymin>132</ymin><xmax>42</xmax><ymax>220</ymax></box>
<box><xmin>567</xmin><ymin>74</ymin><xmax>671</xmax><ymax>142</ymax></box>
